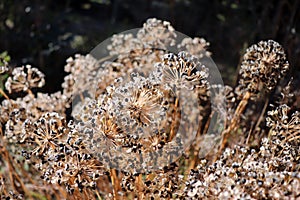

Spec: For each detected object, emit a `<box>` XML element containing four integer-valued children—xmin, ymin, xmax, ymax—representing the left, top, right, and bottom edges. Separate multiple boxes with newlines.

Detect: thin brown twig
<box><xmin>247</xmin><ymin>97</ymin><xmax>269</xmax><ymax>144</ymax></box>
<box><xmin>2</xmin><ymin>147</ymin><xmax>32</xmax><ymax>199</ymax></box>
<box><xmin>95</xmin><ymin>190</ymin><xmax>102</xmax><ymax>200</ymax></box>
<box><xmin>110</xmin><ymin>169</ymin><xmax>119</xmax><ymax>200</ymax></box>
<box><xmin>27</xmin><ymin>89</ymin><xmax>34</xmax><ymax>98</ymax></box>
<box><xmin>136</xmin><ymin>174</ymin><xmax>144</xmax><ymax>200</ymax></box>
<box><xmin>169</xmin><ymin>96</ymin><xmax>180</xmax><ymax>142</ymax></box>
<box><xmin>0</xmin><ymin>88</ymin><xmax>9</xmax><ymax>100</ymax></box>
<box><xmin>219</xmin><ymin>91</ymin><xmax>251</xmax><ymax>153</ymax></box>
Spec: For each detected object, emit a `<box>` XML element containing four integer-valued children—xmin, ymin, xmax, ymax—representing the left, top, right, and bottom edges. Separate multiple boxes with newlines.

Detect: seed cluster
<box><xmin>236</xmin><ymin>40</ymin><xmax>289</xmax><ymax>99</ymax></box>
<box><xmin>183</xmin><ymin>138</ymin><xmax>300</xmax><ymax>199</ymax></box>
<box><xmin>5</xmin><ymin>65</ymin><xmax>45</xmax><ymax>94</ymax></box>
<box><xmin>267</xmin><ymin>105</ymin><xmax>300</xmax><ymax>146</ymax></box>
<box><xmin>71</xmin><ymin>50</ymin><xmax>209</xmax><ymax>173</ymax></box>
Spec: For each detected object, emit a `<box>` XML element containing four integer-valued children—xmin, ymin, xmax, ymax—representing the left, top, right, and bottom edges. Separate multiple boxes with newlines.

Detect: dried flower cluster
<box><xmin>5</xmin><ymin>65</ymin><xmax>45</xmax><ymax>94</ymax></box>
<box><xmin>0</xmin><ymin>18</ymin><xmax>299</xmax><ymax>200</ymax></box>
<box><xmin>236</xmin><ymin>40</ymin><xmax>289</xmax><ymax>99</ymax></box>
<box><xmin>183</xmin><ymin>138</ymin><xmax>300</xmax><ymax>199</ymax></box>
<box><xmin>267</xmin><ymin>105</ymin><xmax>300</xmax><ymax>146</ymax></box>
<box><xmin>71</xmin><ymin>50</ymin><xmax>209</xmax><ymax>174</ymax></box>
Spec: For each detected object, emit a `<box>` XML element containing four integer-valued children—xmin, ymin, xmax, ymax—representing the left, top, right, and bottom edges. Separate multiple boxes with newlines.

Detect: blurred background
<box><xmin>0</xmin><ymin>0</ymin><xmax>299</xmax><ymax>92</ymax></box>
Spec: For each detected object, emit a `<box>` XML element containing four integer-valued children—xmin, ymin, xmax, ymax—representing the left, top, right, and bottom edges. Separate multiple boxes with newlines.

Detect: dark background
<box><xmin>0</xmin><ymin>0</ymin><xmax>299</xmax><ymax>92</ymax></box>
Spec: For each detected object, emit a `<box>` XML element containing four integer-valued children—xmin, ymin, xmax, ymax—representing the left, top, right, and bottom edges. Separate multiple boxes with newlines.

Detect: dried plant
<box><xmin>219</xmin><ymin>40</ymin><xmax>290</xmax><ymax>153</ymax></box>
<box><xmin>5</xmin><ymin>65</ymin><xmax>45</xmax><ymax>95</ymax></box>
<box><xmin>267</xmin><ymin>105</ymin><xmax>300</xmax><ymax>146</ymax></box>
<box><xmin>0</xmin><ymin>18</ymin><xmax>299</xmax><ymax>200</ymax></box>
<box><xmin>236</xmin><ymin>40</ymin><xmax>289</xmax><ymax>99</ymax></box>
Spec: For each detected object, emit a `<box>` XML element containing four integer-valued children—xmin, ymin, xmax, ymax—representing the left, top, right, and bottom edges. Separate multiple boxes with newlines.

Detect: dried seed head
<box><xmin>178</xmin><ymin>37</ymin><xmax>211</xmax><ymax>59</ymax></box>
<box><xmin>155</xmin><ymin>51</ymin><xmax>209</xmax><ymax>90</ymax></box>
<box><xmin>24</xmin><ymin>112</ymin><xmax>69</xmax><ymax>156</ymax></box>
<box><xmin>236</xmin><ymin>40</ymin><xmax>289</xmax><ymax>98</ymax></box>
<box><xmin>137</xmin><ymin>18</ymin><xmax>176</xmax><ymax>49</ymax></box>
<box><xmin>107</xmin><ymin>18</ymin><xmax>176</xmax><ymax>78</ymax></box>
<box><xmin>62</xmin><ymin>54</ymin><xmax>98</xmax><ymax>99</ymax></box>
<box><xmin>110</xmin><ymin>74</ymin><xmax>166</xmax><ymax>129</ymax></box>
<box><xmin>107</xmin><ymin>33</ymin><xmax>143</xmax><ymax>57</ymax></box>
<box><xmin>266</xmin><ymin>105</ymin><xmax>300</xmax><ymax>146</ymax></box>
<box><xmin>5</xmin><ymin>65</ymin><xmax>45</xmax><ymax>93</ymax></box>
<box><xmin>210</xmin><ymin>84</ymin><xmax>236</xmax><ymax>121</ymax></box>
<box><xmin>4</xmin><ymin>107</ymin><xmax>27</xmax><ymax>142</ymax></box>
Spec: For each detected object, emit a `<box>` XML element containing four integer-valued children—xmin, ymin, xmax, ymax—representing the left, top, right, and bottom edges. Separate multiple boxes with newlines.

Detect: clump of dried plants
<box><xmin>0</xmin><ymin>18</ymin><xmax>299</xmax><ymax>199</ymax></box>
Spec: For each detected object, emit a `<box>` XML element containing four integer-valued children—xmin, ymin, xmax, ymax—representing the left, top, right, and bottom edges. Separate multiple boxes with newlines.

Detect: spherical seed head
<box><xmin>24</xmin><ymin>112</ymin><xmax>69</xmax><ymax>156</ymax></box>
<box><xmin>137</xmin><ymin>18</ymin><xmax>176</xmax><ymax>48</ymax></box>
<box><xmin>110</xmin><ymin>74</ymin><xmax>167</xmax><ymax>131</ymax></box>
<box><xmin>62</xmin><ymin>54</ymin><xmax>98</xmax><ymax>99</ymax></box>
<box><xmin>237</xmin><ymin>40</ymin><xmax>289</xmax><ymax>98</ymax></box>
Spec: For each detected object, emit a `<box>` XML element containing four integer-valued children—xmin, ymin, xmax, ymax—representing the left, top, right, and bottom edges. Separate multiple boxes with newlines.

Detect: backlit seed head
<box><xmin>155</xmin><ymin>51</ymin><xmax>209</xmax><ymax>90</ymax></box>
<box><xmin>266</xmin><ymin>104</ymin><xmax>300</xmax><ymax>146</ymax></box>
<box><xmin>23</xmin><ymin>112</ymin><xmax>69</xmax><ymax>156</ymax></box>
<box><xmin>236</xmin><ymin>40</ymin><xmax>289</xmax><ymax>98</ymax></box>
<box><xmin>5</xmin><ymin>65</ymin><xmax>45</xmax><ymax>93</ymax></box>
<box><xmin>178</xmin><ymin>37</ymin><xmax>211</xmax><ymax>59</ymax></box>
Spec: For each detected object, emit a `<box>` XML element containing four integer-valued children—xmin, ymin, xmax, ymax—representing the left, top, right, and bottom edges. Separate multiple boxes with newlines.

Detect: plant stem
<box><xmin>246</xmin><ymin>97</ymin><xmax>269</xmax><ymax>144</ymax></box>
<box><xmin>219</xmin><ymin>91</ymin><xmax>251</xmax><ymax>153</ymax></box>
<box><xmin>110</xmin><ymin>169</ymin><xmax>119</xmax><ymax>200</ymax></box>
<box><xmin>0</xmin><ymin>88</ymin><xmax>9</xmax><ymax>100</ymax></box>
